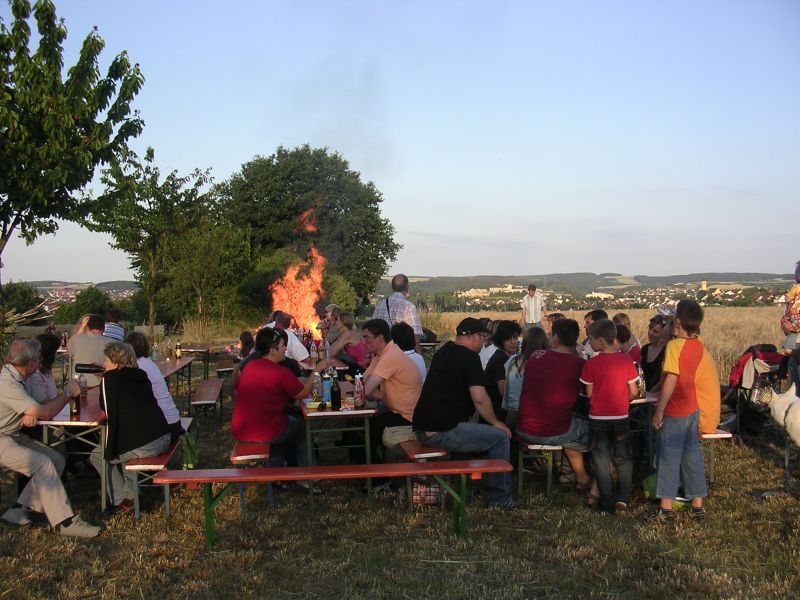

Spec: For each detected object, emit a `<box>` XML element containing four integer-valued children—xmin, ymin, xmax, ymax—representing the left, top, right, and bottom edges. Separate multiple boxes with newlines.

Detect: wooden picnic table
<box><xmin>154</xmin><ymin>356</ymin><xmax>195</xmax><ymax>414</ymax></box>
<box><xmin>179</xmin><ymin>343</ymin><xmax>211</xmax><ymax>379</ymax></box>
<box><xmin>37</xmin><ymin>386</ymin><xmax>109</xmax><ymax>510</ymax></box>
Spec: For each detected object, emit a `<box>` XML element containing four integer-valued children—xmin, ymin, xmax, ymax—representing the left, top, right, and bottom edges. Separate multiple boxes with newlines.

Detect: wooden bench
<box><xmin>154</xmin><ymin>459</ymin><xmax>512</xmax><ymax>548</ymax></box>
<box><xmin>399</xmin><ymin>439</ymin><xmax>449</xmax><ymax>508</ymax></box>
<box><xmin>190</xmin><ymin>379</ymin><xmax>224</xmax><ymax>433</ymax></box>
<box><xmin>515</xmin><ymin>437</ymin><xmax>562</xmax><ymax>498</ymax></box>
<box><xmin>124</xmin><ymin>417</ymin><xmax>193</xmax><ymax>517</ymax></box>
<box><xmin>701</xmin><ymin>419</ymin><xmax>735</xmax><ymax>484</ymax></box>
<box><xmin>215</xmin><ymin>358</ymin><xmax>235</xmax><ymax>379</ymax></box>
<box><xmin>229</xmin><ymin>442</ymin><xmax>274</xmax><ymax>510</ymax></box>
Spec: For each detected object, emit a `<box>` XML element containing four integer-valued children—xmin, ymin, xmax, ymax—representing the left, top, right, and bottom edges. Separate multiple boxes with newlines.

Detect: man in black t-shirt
<box><xmin>412</xmin><ymin>318</ymin><xmax>519</xmax><ymax>509</ymax></box>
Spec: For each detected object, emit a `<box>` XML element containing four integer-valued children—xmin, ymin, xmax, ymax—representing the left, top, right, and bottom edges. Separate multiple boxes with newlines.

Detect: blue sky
<box><xmin>3</xmin><ymin>0</ymin><xmax>799</xmax><ymax>282</ymax></box>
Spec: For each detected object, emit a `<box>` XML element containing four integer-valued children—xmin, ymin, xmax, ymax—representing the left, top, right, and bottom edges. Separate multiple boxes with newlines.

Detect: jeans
<box><xmin>656</xmin><ymin>410</ymin><xmax>707</xmax><ymax>500</ymax></box>
<box><xmin>590</xmin><ymin>418</ymin><xmax>633</xmax><ymax>511</ymax></box>
<box><xmin>517</xmin><ymin>415</ymin><xmax>590</xmax><ymax>452</ymax></box>
<box><xmin>91</xmin><ymin>433</ymin><xmax>171</xmax><ymax>507</ymax></box>
<box><xmin>416</xmin><ymin>422</ymin><xmax>512</xmax><ymax>504</ymax></box>
<box><xmin>789</xmin><ymin>350</ymin><xmax>800</xmax><ymax>398</ymax></box>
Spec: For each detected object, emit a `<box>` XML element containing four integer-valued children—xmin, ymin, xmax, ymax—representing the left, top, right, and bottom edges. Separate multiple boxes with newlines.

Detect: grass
<box><xmin>1</xmin><ymin>307</ymin><xmax>798</xmax><ymax>598</ymax></box>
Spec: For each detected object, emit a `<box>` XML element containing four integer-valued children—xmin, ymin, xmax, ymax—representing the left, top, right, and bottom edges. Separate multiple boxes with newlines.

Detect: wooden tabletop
<box><xmin>298</xmin><ymin>358</ymin><xmax>349</xmax><ymax>371</ymax></box>
<box><xmin>38</xmin><ymin>386</ymin><xmax>106</xmax><ymax>426</ymax></box>
<box><xmin>154</xmin><ymin>356</ymin><xmax>195</xmax><ymax>378</ymax></box>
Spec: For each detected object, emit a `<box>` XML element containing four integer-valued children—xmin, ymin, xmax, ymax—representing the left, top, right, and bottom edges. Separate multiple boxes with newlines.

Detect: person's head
<box><xmin>614</xmin><ymin>324</ymin><xmax>632</xmax><ymax>350</ymax></box>
<box><xmin>391</xmin><ymin>274</ymin><xmax>410</xmax><ymax>294</ymax></box>
<box><xmin>337</xmin><ymin>311</ymin><xmax>356</xmax><ymax>331</ymax></box>
<box><xmin>254</xmin><ymin>327</ymin><xmax>288</xmax><ymax>361</ymax></box>
<box><xmin>522</xmin><ymin>326</ymin><xmax>549</xmax><ymax>356</ymax></box>
<box><xmin>795</xmin><ymin>260</ymin><xmax>800</xmax><ymax>282</ymax></box>
<box><xmin>583</xmin><ymin>309</ymin><xmax>608</xmax><ymax>334</ymax></box>
<box><xmin>612</xmin><ymin>312</ymin><xmax>631</xmax><ymax>330</ymax></box>
<box><xmin>6</xmin><ymin>338</ymin><xmax>41</xmax><ymax>377</ymax></box>
<box><xmin>455</xmin><ymin>317</ymin><xmax>490</xmax><ymax>353</ymax></box>
<box><xmin>588</xmin><ymin>318</ymin><xmax>616</xmax><ymax>352</ymax></box>
<box><xmin>324</xmin><ymin>304</ymin><xmax>341</xmax><ymax>322</ymax></box>
<box><xmin>647</xmin><ymin>315</ymin><xmax>668</xmax><ymax>344</ymax></box>
<box><xmin>86</xmin><ymin>314</ymin><xmax>105</xmax><ymax>333</ymax></box>
<box><xmin>103</xmin><ymin>342</ymin><xmax>137</xmax><ymax>370</ymax></box>
<box><xmin>391</xmin><ymin>322</ymin><xmax>416</xmax><ymax>352</ymax></box>
<box><xmin>493</xmin><ymin>320</ymin><xmax>522</xmax><ymax>354</ymax></box>
<box><xmin>239</xmin><ymin>331</ymin><xmax>254</xmax><ymax>355</ymax></box>
<box><xmin>551</xmin><ymin>318</ymin><xmax>580</xmax><ymax>349</ymax></box>
<box><xmin>362</xmin><ymin>318</ymin><xmax>391</xmax><ymax>354</ymax></box>
<box><xmin>528</xmin><ymin>284</ymin><xmax>537</xmax><ymax>297</ymax></box>
<box><xmin>273</xmin><ymin>311</ymin><xmax>291</xmax><ymax>330</ymax></box>
<box><xmin>674</xmin><ymin>299</ymin><xmax>703</xmax><ymax>337</ymax></box>
<box><xmin>105</xmin><ymin>307</ymin><xmax>121</xmax><ymax>324</ymax></box>
<box><xmin>485</xmin><ymin>319</ymin><xmax>499</xmax><ymax>347</ymax></box>
<box><xmin>35</xmin><ymin>333</ymin><xmax>60</xmax><ymax>373</ymax></box>
<box><xmin>125</xmin><ymin>331</ymin><xmax>150</xmax><ymax>358</ymax></box>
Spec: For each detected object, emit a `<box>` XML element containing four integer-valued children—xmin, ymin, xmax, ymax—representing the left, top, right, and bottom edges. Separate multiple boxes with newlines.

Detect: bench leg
<box><xmin>132</xmin><ymin>472</ymin><xmax>141</xmax><ymax>518</ymax></box>
<box><xmin>164</xmin><ymin>484</ymin><xmax>171</xmax><ymax>517</ymax></box>
<box><xmin>706</xmin><ymin>441</ymin><xmax>716</xmax><ymax>484</ymax></box>
<box><xmin>546</xmin><ymin>451</ymin><xmax>554</xmax><ymax>498</ymax></box>
<box><xmin>453</xmin><ymin>474</ymin><xmax>467</xmax><ymax>539</ymax></box>
<box><xmin>239</xmin><ymin>483</ymin><xmax>246</xmax><ymax>514</ymax></box>
<box><xmin>518</xmin><ymin>445</ymin><xmax>524</xmax><ymax>496</ymax></box>
<box><xmin>785</xmin><ymin>432</ymin><xmax>792</xmax><ymax>491</ymax></box>
<box><xmin>364</xmin><ymin>417</ymin><xmax>372</xmax><ymax>508</ymax></box>
<box><xmin>203</xmin><ymin>483</ymin><xmax>216</xmax><ymax>549</ymax></box>
<box><xmin>266</xmin><ymin>483</ymin><xmax>274</xmax><ymax>509</ymax></box>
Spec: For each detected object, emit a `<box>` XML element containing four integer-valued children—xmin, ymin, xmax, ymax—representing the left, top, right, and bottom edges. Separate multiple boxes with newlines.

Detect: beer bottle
<box><xmin>331</xmin><ymin>372</ymin><xmax>341</xmax><ymax>411</ymax></box>
<box><xmin>175</xmin><ymin>340</ymin><xmax>182</xmax><ymax>360</ymax></box>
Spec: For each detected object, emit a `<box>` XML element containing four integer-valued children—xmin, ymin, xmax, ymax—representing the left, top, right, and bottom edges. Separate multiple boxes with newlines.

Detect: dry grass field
<box><xmin>1</xmin><ymin>307</ymin><xmax>797</xmax><ymax>598</ymax></box>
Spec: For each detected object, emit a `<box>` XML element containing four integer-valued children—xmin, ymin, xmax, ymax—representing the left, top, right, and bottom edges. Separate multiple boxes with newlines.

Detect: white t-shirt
<box><xmin>403</xmin><ymin>349</ymin><xmax>427</xmax><ymax>382</ymax></box>
<box><xmin>265</xmin><ymin>322</ymin><xmax>310</xmax><ymax>362</ymax></box>
<box><xmin>479</xmin><ymin>343</ymin><xmax>497</xmax><ymax>370</ymax></box>
<box><xmin>137</xmin><ymin>356</ymin><xmax>180</xmax><ymax>425</ymax></box>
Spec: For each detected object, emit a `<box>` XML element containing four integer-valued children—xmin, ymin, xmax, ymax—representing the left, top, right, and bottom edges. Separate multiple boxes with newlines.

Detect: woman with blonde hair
<box><xmin>89</xmin><ymin>342</ymin><xmax>171</xmax><ymax>513</ymax></box>
<box><xmin>329</xmin><ymin>311</ymin><xmax>367</xmax><ymax>372</ymax></box>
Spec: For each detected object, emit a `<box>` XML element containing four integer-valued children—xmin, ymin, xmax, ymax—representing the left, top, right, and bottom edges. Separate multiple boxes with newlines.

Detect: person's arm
<box><xmin>497</xmin><ymin>378</ymin><xmax>506</xmax><ymax>397</ymax></box>
<box><xmin>469</xmin><ymin>385</ymin><xmax>511</xmax><ymax>437</ymax></box>
<box><xmin>413</xmin><ymin>334</ymin><xmax>421</xmax><ymax>355</ymax></box>
<box><xmin>627</xmin><ymin>381</ymin><xmax>639</xmax><ymax>401</ymax></box>
<box><xmin>363</xmin><ymin>373</ymin><xmax>385</xmax><ymax>401</ymax></box>
<box><xmin>23</xmin><ymin>380</ymin><xmax>80</xmax><ymax>421</ymax></box>
<box><xmin>652</xmin><ymin>373</ymin><xmax>677</xmax><ymax>430</ymax></box>
<box><xmin>328</xmin><ymin>331</ymin><xmax>351</xmax><ymax>360</ymax></box>
<box><xmin>292</xmin><ymin>359</ymin><xmax>330</xmax><ymax>400</ymax></box>
<box><xmin>583</xmin><ymin>383</ymin><xmax>593</xmax><ymax>398</ymax></box>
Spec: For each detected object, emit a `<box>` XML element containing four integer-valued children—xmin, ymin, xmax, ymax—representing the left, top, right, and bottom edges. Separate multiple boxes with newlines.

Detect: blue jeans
<box><xmin>656</xmin><ymin>410</ymin><xmax>707</xmax><ymax>500</ymax></box>
<box><xmin>416</xmin><ymin>422</ymin><xmax>512</xmax><ymax>504</ymax></box>
<box><xmin>517</xmin><ymin>415</ymin><xmax>590</xmax><ymax>451</ymax></box>
<box><xmin>589</xmin><ymin>418</ymin><xmax>633</xmax><ymax>511</ymax></box>
<box><xmin>788</xmin><ymin>350</ymin><xmax>800</xmax><ymax>398</ymax></box>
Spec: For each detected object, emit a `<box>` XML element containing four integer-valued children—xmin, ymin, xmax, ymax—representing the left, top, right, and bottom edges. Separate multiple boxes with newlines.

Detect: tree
<box><xmin>0</xmin><ymin>279</ymin><xmax>42</xmax><ymax>312</ymax></box>
<box><xmin>0</xmin><ymin>0</ymin><xmax>144</xmax><ymax>280</ymax></box>
<box><xmin>323</xmin><ymin>273</ymin><xmax>358</xmax><ymax>313</ymax></box>
<box><xmin>218</xmin><ymin>145</ymin><xmax>400</xmax><ymax>303</ymax></box>
<box><xmin>83</xmin><ymin>148</ymin><xmax>210</xmax><ymax>340</ymax></box>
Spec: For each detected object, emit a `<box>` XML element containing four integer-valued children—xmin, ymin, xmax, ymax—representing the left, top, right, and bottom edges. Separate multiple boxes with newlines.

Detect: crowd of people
<box><xmin>2</xmin><ymin>264</ymin><xmax>798</xmax><ymax>538</ymax></box>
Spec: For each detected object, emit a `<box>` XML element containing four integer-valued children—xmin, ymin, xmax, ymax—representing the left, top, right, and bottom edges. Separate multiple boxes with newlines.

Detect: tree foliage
<box><xmin>218</xmin><ymin>145</ymin><xmax>400</xmax><ymax>303</ymax></box>
<box><xmin>0</xmin><ymin>279</ymin><xmax>41</xmax><ymax>313</ymax></box>
<box><xmin>83</xmin><ymin>148</ymin><xmax>210</xmax><ymax>339</ymax></box>
<box><xmin>323</xmin><ymin>273</ymin><xmax>358</xmax><ymax>313</ymax></box>
<box><xmin>0</xmin><ymin>0</ymin><xmax>143</xmax><ymax>274</ymax></box>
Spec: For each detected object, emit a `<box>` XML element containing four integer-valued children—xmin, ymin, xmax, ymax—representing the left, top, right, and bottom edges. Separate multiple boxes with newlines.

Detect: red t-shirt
<box><xmin>580</xmin><ymin>352</ymin><xmax>639</xmax><ymax>419</ymax></box>
<box><xmin>232</xmin><ymin>358</ymin><xmax>303</xmax><ymax>442</ymax></box>
<box><xmin>517</xmin><ymin>350</ymin><xmax>585</xmax><ymax>437</ymax></box>
<box><xmin>627</xmin><ymin>344</ymin><xmax>642</xmax><ymax>365</ymax></box>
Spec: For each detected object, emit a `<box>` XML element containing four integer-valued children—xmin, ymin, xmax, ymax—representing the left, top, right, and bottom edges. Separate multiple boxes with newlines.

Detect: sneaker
<box><xmin>488</xmin><ymin>497</ymin><xmax>523</xmax><ymax>510</ymax></box>
<box><xmin>1</xmin><ymin>507</ymin><xmax>31</xmax><ymax>526</ymax></box>
<box><xmin>614</xmin><ymin>501</ymin><xmax>628</xmax><ymax>514</ymax></box>
<box><xmin>689</xmin><ymin>507</ymin><xmax>706</xmax><ymax>522</ymax></box>
<box><xmin>60</xmin><ymin>515</ymin><xmax>101</xmax><ymax>538</ymax></box>
<box><xmin>654</xmin><ymin>508</ymin><xmax>675</xmax><ymax>524</ymax></box>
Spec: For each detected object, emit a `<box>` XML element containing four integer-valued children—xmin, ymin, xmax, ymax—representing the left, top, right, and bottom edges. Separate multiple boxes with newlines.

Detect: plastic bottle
<box><xmin>354</xmin><ymin>374</ymin><xmax>366</xmax><ymax>410</ymax></box>
<box><xmin>636</xmin><ymin>363</ymin><xmax>646</xmax><ymax>399</ymax></box>
<box><xmin>312</xmin><ymin>372</ymin><xmax>322</xmax><ymax>402</ymax></box>
<box><xmin>151</xmin><ymin>342</ymin><xmax>160</xmax><ymax>360</ymax></box>
<box><xmin>71</xmin><ymin>375</ymin><xmax>83</xmax><ymax>416</ymax></box>
<box><xmin>322</xmin><ymin>373</ymin><xmax>332</xmax><ymax>404</ymax></box>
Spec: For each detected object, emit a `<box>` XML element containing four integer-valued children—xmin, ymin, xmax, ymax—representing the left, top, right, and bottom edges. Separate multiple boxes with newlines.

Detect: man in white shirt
<box><xmin>520</xmin><ymin>284</ymin><xmax>546</xmax><ymax>331</ymax></box>
<box><xmin>372</xmin><ymin>274</ymin><xmax>423</xmax><ymax>352</ymax></box>
<box><xmin>266</xmin><ymin>311</ymin><xmax>310</xmax><ymax>362</ymax></box>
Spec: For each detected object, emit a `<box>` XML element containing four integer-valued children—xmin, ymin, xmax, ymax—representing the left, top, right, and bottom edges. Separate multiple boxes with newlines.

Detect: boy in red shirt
<box><xmin>651</xmin><ymin>299</ymin><xmax>708</xmax><ymax>522</ymax></box>
<box><xmin>580</xmin><ymin>319</ymin><xmax>639</xmax><ymax>513</ymax></box>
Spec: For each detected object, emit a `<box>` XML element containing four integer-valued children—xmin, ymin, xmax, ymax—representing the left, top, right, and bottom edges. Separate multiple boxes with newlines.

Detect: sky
<box><xmin>2</xmin><ymin>0</ymin><xmax>799</xmax><ymax>283</ymax></box>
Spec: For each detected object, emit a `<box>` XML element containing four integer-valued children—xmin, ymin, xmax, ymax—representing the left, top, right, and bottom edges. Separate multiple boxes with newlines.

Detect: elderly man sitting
<box><xmin>0</xmin><ymin>339</ymin><xmax>101</xmax><ymax>537</ymax></box>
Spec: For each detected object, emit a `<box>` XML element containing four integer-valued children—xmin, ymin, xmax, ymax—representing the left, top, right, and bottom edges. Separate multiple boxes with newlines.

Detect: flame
<box><xmin>269</xmin><ymin>245</ymin><xmax>326</xmax><ymax>337</ymax></box>
<box><xmin>298</xmin><ymin>208</ymin><xmax>317</xmax><ymax>233</ymax></box>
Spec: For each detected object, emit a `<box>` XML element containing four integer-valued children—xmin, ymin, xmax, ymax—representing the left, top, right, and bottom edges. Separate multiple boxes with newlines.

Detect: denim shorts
<box><xmin>783</xmin><ymin>333</ymin><xmax>799</xmax><ymax>351</ymax></box>
<box><xmin>517</xmin><ymin>415</ymin><xmax>590</xmax><ymax>452</ymax></box>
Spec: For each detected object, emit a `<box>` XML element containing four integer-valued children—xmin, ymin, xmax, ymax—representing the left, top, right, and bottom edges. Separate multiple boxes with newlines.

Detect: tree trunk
<box><xmin>148</xmin><ymin>296</ymin><xmax>155</xmax><ymax>342</ymax></box>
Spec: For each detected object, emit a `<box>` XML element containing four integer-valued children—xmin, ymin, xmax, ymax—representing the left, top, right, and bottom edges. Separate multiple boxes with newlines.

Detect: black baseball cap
<box><xmin>456</xmin><ymin>317</ymin><xmax>489</xmax><ymax>336</ymax></box>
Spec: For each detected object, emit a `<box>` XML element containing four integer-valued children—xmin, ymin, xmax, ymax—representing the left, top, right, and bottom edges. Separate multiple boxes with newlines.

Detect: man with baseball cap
<box><xmin>412</xmin><ymin>318</ymin><xmax>519</xmax><ymax>509</ymax></box>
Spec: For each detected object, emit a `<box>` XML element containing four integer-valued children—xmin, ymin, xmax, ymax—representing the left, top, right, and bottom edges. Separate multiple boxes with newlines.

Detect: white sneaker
<box><xmin>2</xmin><ymin>507</ymin><xmax>31</xmax><ymax>526</ymax></box>
<box><xmin>59</xmin><ymin>515</ymin><xmax>100</xmax><ymax>538</ymax></box>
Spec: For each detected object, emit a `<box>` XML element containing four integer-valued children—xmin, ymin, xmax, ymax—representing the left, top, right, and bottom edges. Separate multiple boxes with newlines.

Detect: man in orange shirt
<box><xmin>361</xmin><ymin>319</ymin><xmax>422</xmax><ymax>463</ymax></box>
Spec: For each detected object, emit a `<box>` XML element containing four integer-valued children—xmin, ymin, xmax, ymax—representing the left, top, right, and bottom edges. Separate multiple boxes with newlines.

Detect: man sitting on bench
<box><xmin>412</xmin><ymin>318</ymin><xmax>520</xmax><ymax>510</ymax></box>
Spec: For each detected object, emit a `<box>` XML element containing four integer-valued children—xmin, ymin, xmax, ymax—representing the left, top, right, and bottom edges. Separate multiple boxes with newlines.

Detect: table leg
<box><xmin>306</xmin><ymin>420</ymin><xmax>314</xmax><ymax>506</ymax></box>
<box><xmin>364</xmin><ymin>416</ymin><xmax>372</xmax><ymax>506</ymax></box>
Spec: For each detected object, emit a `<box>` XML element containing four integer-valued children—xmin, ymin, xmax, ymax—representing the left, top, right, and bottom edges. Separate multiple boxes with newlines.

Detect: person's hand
<box><xmin>20</xmin><ymin>414</ymin><xmax>37</xmax><ymax>428</ymax></box>
<box><xmin>65</xmin><ymin>381</ymin><xmax>81</xmax><ymax>397</ymax></box>
<box><xmin>652</xmin><ymin>410</ymin><xmax>664</xmax><ymax>431</ymax></box>
<box><xmin>315</xmin><ymin>358</ymin><xmax>330</xmax><ymax>372</ymax></box>
<box><xmin>493</xmin><ymin>421</ymin><xmax>512</xmax><ymax>438</ymax></box>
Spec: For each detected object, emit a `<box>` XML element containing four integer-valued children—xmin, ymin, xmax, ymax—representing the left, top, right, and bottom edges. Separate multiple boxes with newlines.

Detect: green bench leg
<box><xmin>435</xmin><ymin>474</ymin><xmax>469</xmax><ymax>539</ymax></box>
<box><xmin>518</xmin><ymin>445</ymin><xmax>524</xmax><ymax>496</ymax></box>
<box><xmin>203</xmin><ymin>482</ymin><xmax>235</xmax><ymax>550</ymax></box>
<box><xmin>546</xmin><ymin>451</ymin><xmax>554</xmax><ymax>498</ymax></box>
<box><xmin>164</xmin><ymin>484</ymin><xmax>171</xmax><ymax>517</ymax></box>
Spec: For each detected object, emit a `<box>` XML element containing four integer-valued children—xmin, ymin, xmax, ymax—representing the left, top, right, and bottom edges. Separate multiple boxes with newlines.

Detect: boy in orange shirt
<box><xmin>651</xmin><ymin>299</ymin><xmax>708</xmax><ymax>522</ymax></box>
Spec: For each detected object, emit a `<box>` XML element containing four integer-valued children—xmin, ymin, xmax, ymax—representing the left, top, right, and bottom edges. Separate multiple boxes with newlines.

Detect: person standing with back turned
<box><xmin>372</xmin><ymin>274</ymin><xmax>423</xmax><ymax>353</ymax></box>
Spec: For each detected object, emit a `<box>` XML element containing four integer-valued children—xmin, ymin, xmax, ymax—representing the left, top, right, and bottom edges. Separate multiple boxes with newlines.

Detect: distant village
<box><xmin>36</xmin><ymin>283</ymin><xmax>136</xmax><ymax>313</ymax></box>
<box><xmin>421</xmin><ymin>280</ymin><xmax>788</xmax><ymax>313</ymax></box>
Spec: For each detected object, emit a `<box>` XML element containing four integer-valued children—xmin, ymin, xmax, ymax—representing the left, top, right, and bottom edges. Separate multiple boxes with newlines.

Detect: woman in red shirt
<box><xmin>232</xmin><ymin>328</ymin><xmax>328</xmax><ymax>468</ymax></box>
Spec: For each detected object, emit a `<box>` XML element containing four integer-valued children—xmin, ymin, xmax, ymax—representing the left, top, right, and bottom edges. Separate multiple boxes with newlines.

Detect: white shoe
<box><xmin>2</xmin><ymin>507</ymin><xmax>31</xmax><ymax>526</ymax></box>
<box><xmin>59</xmin><ymin>515</ymin><xmax>100</xmax><ymax>538</ymax></box>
